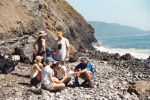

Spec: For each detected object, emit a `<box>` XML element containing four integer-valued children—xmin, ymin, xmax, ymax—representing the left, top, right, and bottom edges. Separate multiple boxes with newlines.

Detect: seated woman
<box><xmin>53</xmin><ymin>61</ymin><xmax>71</xmax><ymax>85</ymax></box>
<box><xmin>30</xmin><ymin>56</ymin><xmax>43</xmax><ymax>85</ymax></box>
<box><xmin>41</xmin><ymin>57</ymin><xmax>65</xmax><ymax>91</ymax></box>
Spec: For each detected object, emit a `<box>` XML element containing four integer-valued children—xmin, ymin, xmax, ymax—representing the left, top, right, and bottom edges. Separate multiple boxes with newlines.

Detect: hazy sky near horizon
<box><xmin>66</xmin><ymin>0</ymin><xmax>150</xmax><ymax>31</ymax></box>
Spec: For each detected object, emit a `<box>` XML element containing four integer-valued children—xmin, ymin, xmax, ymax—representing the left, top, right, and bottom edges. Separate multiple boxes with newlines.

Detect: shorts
<box><xmin>41</xmin><ymin>83</ymin><xmax>53</xmax><ymax>91</ymax></box>
<box><xmin>30</xmin><ymin>77</ymin><xmax>40</xmax><ymax>85</ymax></box>
<box><xmin>79</xmin><ymin>71</ymin><xmax>92</xmax><ymax>79</ymax></box>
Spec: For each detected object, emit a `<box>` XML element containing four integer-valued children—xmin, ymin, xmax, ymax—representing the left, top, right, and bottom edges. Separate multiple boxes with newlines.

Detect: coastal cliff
<box><xmin>0</xmin><ymin>0</ymin><xmax>97</xmax><ymax>55</ymax></box>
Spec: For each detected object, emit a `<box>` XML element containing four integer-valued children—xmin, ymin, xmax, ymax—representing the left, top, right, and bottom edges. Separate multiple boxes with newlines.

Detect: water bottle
<box><xmin>72</xmin><ymin>77</ymin><xmax>76</xmax><ymax>85</ymax></box>
<box><xmin>69</xmin><ymin>70</ymin><xmax>76</xmax><ymax>85</ymax></box>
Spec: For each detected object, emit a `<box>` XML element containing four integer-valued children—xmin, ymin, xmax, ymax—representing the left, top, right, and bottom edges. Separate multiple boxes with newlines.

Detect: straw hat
<box><xmin>38</xmin><ymin>30</ymin><xmax>47</xmax><ymax>36</ymax></box>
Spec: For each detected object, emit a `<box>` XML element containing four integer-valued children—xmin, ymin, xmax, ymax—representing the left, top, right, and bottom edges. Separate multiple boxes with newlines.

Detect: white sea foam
<box><xmin>92</xmin><ymin>42</ymin><xmax>150</xmax><ymax>59</ymax></box>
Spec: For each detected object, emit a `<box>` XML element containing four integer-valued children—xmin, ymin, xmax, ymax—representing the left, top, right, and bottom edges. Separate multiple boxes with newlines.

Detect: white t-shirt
<box><xmin>41</xmin><ymin>65</ymin><xmax>52</xmax><ymax>85</ymax></box>
<box><xmin>53</xmin><ymin>37</ymin><xmax>70</xmax><ymax>61</ymax></box>
<box><xmin>54</xmin><ymin>65</ymin><xmax>66</xmax><ymax>79</ymax></box>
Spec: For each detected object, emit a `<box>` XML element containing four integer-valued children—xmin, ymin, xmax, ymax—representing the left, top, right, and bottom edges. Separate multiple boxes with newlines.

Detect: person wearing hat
<box><xmin>71</xmin><ymin>57</ymin><xmax>94</xmax><ymax>87</ymax></box>
<box><xmin>41</xmin><ymin>57</ymin><xmax>65</xmax><ymax>91</ymax></box>
<box><xmin>30</xmin><ymin>56</ymin><xmax>43</xmax><ymax>85</ymax></box>
<box><xmin>53</xmin><ymin>61</ymin><xmax>71</xmax><ymax>85</ymax></box>
<box><xmin>33</xmin><ymin>30</ymin><xmax>47</xmax><ymax>59</ymax></box>
<box><xmin>52</xmin><ymin>31</ymin><xmax>70</xmax><ymax>66</ymax></box>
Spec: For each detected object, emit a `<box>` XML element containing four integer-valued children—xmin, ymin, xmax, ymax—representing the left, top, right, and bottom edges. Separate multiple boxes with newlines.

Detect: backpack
<box><xmin>0</xmin><ymin>58</ymin><xmax>18</xmax><ymax>74</ymax></box>
<box><xmin>13</xmin><ymin>47</ymin><xmax>30</xmax><ymax>63</ymax></box>
<box><xmin>13</xmin><ymin>47</ymin><xmax>25</xmax><ymax>62</ymax></box>
<box><xmin>46</xmin><ymin>47</ymin><xmax>52</xmax><ymax>57</ymax></box>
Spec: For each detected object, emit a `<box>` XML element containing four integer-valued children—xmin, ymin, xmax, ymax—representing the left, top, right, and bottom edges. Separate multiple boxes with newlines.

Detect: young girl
<box><xmin>41</xmin><ymin>57</ymin><xmax>65</xmax><ymax>91</ymax></box>
<box><xmin>30</xmin><ymin>56</ymin><xmax>43</xmax><ymax>85</ymax></box>
<box><xmin>54</xmin><ymin>61</ymin><xmax>71</xmax><ymax>85</ymax></box>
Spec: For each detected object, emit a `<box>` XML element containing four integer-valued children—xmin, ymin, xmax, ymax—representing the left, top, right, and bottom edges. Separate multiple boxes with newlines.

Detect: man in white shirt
<box><xmin>52</xmin><ymin>32</ymin><xmax>70</xmax><ymax>66</ymax></box>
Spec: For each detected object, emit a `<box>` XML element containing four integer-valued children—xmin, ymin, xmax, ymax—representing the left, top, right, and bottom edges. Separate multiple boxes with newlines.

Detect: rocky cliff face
<box><xmin>0</xmin><ymin>0</ymin><xmax>97</xmax><ymax>55</ymax></box>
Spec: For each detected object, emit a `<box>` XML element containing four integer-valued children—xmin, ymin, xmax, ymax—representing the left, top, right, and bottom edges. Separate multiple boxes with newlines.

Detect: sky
<box><xmin>66</xmin><ymin>0</ymin><xmax>150</xmax><ymax>31</ymax></box>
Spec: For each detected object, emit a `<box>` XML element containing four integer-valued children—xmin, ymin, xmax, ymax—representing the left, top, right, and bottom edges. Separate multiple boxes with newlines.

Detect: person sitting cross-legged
<box><xmin>71</xmin><ymin>57</ymin><xmax>94</xmax><ymax>87</ymax></box>
<box><xmin>41</xmin><ymin>57</ymin><xmax>65</xmax><ymax>91</ymax></box>
<box><xmin>53</xmin><ymin>61</ymin><xmax>71</xmax><ymax>85</ymax></box>
<box><xmin>30</xmin><ymin>56</ymin><xmax>43</xmax><ymax>86</ymax></box>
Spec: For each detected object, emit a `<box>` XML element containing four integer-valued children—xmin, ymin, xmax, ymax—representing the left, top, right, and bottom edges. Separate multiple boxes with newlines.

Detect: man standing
<box><xmin>72</xmin><ymin>57</ymin><xmax>94</xmax><ymax>87</ymax></box>
<box><xmin>52</xmin><ymin>32</ymin><xmax>70</xmax><ymax>66</ymax></box>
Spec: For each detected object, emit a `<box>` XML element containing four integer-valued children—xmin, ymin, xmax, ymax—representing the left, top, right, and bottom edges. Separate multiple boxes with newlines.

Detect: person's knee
<box><xmin>84</xmin><ymin>71</ymin><xmax>92</xmax><ymax>80</ymax></box>
<box><xmin>62</xmin><ymin>83</ymin><xmax>65</xmax><ymax>88</ymax></box>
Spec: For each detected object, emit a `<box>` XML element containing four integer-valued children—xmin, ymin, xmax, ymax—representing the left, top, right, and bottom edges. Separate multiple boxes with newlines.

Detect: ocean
<box><xmin>94</xmin><ymin>35</ymin><xmax>150</xmax><ymax>59</ymax></box>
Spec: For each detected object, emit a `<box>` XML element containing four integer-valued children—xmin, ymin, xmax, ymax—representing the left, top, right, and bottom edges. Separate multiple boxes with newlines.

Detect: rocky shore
<box><xmin>0</xmin><ymin>0</ymin><xmax>149</xmax><ymax>99</ymax></box>
<box><xmin>0</xmin><ymin>50</ymin><xmax>150</xmax><ymax>100</ymax></box>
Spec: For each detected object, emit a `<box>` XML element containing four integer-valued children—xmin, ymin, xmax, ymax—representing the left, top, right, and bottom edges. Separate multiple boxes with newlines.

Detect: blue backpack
<box><xmin>46</xmin><ymin>47</ymin><xmax>52</xmax><ymax>57</ymax></box>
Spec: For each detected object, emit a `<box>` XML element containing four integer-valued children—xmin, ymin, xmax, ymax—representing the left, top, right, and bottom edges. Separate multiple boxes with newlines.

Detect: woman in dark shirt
<box><xmin>33</xmin><ymin>30</ymin><xmax>46</xmax><ymax>58</ymax></box>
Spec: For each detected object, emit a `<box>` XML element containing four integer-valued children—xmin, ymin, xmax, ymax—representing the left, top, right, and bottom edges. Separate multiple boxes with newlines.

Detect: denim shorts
<box><xmin>41</xmin><ymin>83</ymin><xmax>53</xmax><ymax>91</ymax></box>
<box><xmin>30</xmin><ymin>77</ymin><xmax>40</xmax><ymax>85</ymax></box>
<box><xmin>79</xmin><ymin>71</ymin><xmax>92</xmax><ymax>79</ymax></box>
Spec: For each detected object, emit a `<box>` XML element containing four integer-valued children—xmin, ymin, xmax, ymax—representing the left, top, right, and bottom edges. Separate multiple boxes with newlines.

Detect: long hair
<box><xmin>38</xmin><ymin>36</ymin><xmax>42</xmax><ymax>41</ymax></box>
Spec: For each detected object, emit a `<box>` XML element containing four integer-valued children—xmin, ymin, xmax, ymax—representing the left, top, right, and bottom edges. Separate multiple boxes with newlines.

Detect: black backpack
<box><xmin>13</xmin><ymin>47</ymin><xmax>31</xmax><ymax>63</ymax></box>
<box><xmin>13</xmin><ymin>47</ymin><xmax>25</xmax><ymax>62</ymax></box>
<box><xmin>46</xmin><ymin>47</ymin><xmax>52</xmax><ymax>57</ymax></box>
<box><xmin>0</xmin><ymin>58</ymin><xmax>18</xmax><ymax>74</ymax></box>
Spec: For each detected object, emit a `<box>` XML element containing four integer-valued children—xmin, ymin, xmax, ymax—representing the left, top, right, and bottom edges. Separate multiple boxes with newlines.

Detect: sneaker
<box><xmin>81</xmin><ymin>80</ymin><xmax>89</xmax><ymax>87</ymax></box>
<box><xmin>88</xmin><ymin>81</ymin><xmax>94</xmax><ymax>87</ymax></box>
<box><xmin>81</xmin><ymin>80</ymin><xmax>94</xmax><ymax>87</ymax></box>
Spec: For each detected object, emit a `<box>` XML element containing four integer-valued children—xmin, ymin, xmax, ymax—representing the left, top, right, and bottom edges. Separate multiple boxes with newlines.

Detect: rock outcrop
<box><xmin>0</xmin><ymin>0</ymin><xmax>97</xmax><ymax>55</ymax></box>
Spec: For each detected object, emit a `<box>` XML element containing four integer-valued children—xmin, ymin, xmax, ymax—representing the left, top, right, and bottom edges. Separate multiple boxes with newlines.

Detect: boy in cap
<box><xmin>52</xmin><ymin>32</ymin><xmax>70</xmax><ymax>66</ymax></box>
<box><xmin>71</xmin><ymin>57</ymin><xmax>94</xmax><ymax>87</ymax></box>
<box><xmin>41</xmin><ymin>57</ymin><xmax>65</xmax><ymax>91</ymax></box>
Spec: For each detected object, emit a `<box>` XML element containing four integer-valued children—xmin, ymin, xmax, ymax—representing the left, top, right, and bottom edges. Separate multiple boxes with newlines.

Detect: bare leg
<box><xmin>52</xmin><ymin>83</ymin><xmax>65</xmax><ymax>91</ymax></box>
<box><xmin>63</xmin><ymin>77</ymin><xmax>71</xmax><ymax>85</ymax></box>
<box><xmin>84</xmin><ymin>71</ymin><xmax>92</xmax><ymax>81</ymax></box>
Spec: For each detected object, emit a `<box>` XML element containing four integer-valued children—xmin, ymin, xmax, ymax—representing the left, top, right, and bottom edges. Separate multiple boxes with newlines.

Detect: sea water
<box><xmin>94</xmin><ymin>35</ymin><xmax>150</xmax><ymax>59</ymax></box>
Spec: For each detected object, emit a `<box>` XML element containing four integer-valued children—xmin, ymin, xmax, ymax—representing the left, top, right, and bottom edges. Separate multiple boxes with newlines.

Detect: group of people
<box><xmin>30</xmin><ymin>30</ymin><xmax>94</xmax><ymax>91</ymax></box>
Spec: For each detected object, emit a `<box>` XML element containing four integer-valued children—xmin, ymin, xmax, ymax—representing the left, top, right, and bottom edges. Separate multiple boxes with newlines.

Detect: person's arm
<box><xmin>50</xmin><ymin>75</ymin><xmax>55</xmax><ymax>83</ymax></box>
<box><xmin>73</xmin><ymin>69</ymin><xmax>88</xmax><ymax>75</ymax></box>
<box><xmin>33</xmin><ymin>64</ymin><xmax>42</xmax><ymax>73</ymax></box>
<box><xmin>49</xmin><ymin>68</ymin><xmax>55</xmax><ymax>83</ymax></box>
<box><xmin>54</xmin><ymin>68</ymin><xmax>57</xmax><ymax>77</ymax></box>
<box><xmin>33</xmin><ymin>40</ymin><xmax>38</xmax><ymax>52</ymax></box>
<box><xmin>66</xmin><ymin>46</ymin><xmax>70</xmax><ymax>59</ymax></box>
<box><xmin>65</xmin><ymin>39</ymin><xmax>70</xmax><ymax>59</ymax></box>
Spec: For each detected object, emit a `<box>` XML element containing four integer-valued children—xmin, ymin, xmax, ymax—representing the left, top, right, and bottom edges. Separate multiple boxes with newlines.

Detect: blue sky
<box><xmin>66</xmin><ymin>0</ymin><xmax>150</xmax><ymax>31</ymax></box>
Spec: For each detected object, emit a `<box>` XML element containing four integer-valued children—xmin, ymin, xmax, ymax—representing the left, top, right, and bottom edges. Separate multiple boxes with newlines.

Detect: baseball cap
<box><xmin>45</xmin><ymin>57</ymin><xmax>55</xmax><ymax>63</ymax></box>
<box><xmin>36</xmin><ymin>56</ymin><xmax>43</xmax><ymax>61</ymax></box>
<box><xmin>57</xmin><ymin>32</ymin><xmax>63</xmax><ymax>36</ymax></box>
<box><xmin>80</xmin><ymin>57</ymin><xmax>88</xmax><ymax>61</ymax></box>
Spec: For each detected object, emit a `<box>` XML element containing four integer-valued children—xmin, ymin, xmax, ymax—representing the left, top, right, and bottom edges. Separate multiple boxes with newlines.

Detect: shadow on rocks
<box><xmin>18</xmin><ymin>82</ymin><xmax>31</xmax><ymax>87</ymax></box>
<box><xmin>11</xmin><ymin>73</ymin><xmax>30</xmax><ymax>78</ymax></box>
